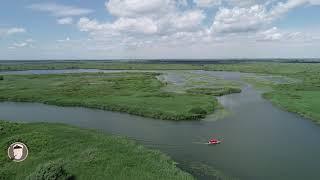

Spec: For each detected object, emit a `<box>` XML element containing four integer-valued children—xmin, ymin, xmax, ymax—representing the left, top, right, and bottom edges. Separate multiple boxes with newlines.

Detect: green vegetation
<box><xmin>0</xmin><ymin>72</ymin><xmax>218</xmax><ymax>120</ymax></box>
<box><xmin>186</xmin><ymin>87</ymin><xmax>241</xmax><ymax>96</ymax></box>
<box><xmin>2</xmin><ymin>61</ymin><xmax>319</xmax><ymax>123</ymax></box>
<box><xmin>0</xmin><ymin>76</ymin><xmax>3</xmax><ymax>80</ymax></box>
<box><xmin>242</xmin><ymin>74</ymin><xmax>299</xmax><ymax>91</ymax></box>
<box><xmin>204</xmin><ymin>63</ymin><xmax>320</xmax><ymax>74</ymax></box>
<box><xmin>206</xmin><ymin>63</ymin><xmax>320</xmax><ymax>123</ymax></box>
<box><xmin>263</xmin><ymin>91</ymin><xmax>320</xmax><ymax>123</ymax></box>
<box><xmin>158</xmin><ymin>71</ymin><xmax>241</xmax><ymax>94</ymax></box>
<box><xmin>0</xmin><ymin>121</ymin><xmax>193</xmax><ymax>180</ymax></box>
<box><xmin>242</xmin><ymin>76</ymin><xmax>274</xmax><ymax>91</ymax></box>
<box><xmin>26</xmin><ymin>161</ymin><xmax>74</xmax><ymax>180</ymax></box>
<box><xmin>0</xmin><ymin>62</ymin><xmax>202</xmax><ymax>71</ymax></box>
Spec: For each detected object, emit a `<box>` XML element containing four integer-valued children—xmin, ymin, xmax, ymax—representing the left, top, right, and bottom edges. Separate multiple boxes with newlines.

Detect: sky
<box><xmin>1</xmin><ymin>0</ymin><xmax>320</xmax><ymax>60</ymax></box>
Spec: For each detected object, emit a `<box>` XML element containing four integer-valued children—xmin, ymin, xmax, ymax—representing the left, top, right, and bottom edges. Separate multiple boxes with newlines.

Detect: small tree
<box><xmin>26</xmin><ymin>161</ymin><xmax>74</xmax><ymax>180</ymax></box>
<box><xmin>0</xmin><ymin>76</ymin><xmax>3</xmax><ymax>80</ymax></box>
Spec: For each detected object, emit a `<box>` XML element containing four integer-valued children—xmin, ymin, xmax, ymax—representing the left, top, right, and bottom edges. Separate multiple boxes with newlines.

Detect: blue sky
<box><xmin>1</xmin><ymin>0</ymin><xmax>320</xmax><ymax>60</ymax></box>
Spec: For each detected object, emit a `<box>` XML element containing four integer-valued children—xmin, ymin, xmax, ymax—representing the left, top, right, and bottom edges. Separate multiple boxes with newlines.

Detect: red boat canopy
<box><xmin>209</xmin><ymin>138</ymin><xmax>218</xmax><ymax>142</ymax></box>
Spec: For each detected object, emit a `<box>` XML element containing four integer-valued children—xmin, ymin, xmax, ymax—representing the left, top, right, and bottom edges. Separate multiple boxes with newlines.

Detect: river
<box><xmin>1</xmin><ymin>69</ymin><xmax>320</xmax><ymax>180</ymax></box>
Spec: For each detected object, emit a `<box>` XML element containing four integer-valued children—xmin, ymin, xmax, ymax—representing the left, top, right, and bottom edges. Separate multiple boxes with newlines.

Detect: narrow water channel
<box><xmin>1</xmin><ymin>70</ymin><xmax>320</xmax><ymax>180</ymax></box>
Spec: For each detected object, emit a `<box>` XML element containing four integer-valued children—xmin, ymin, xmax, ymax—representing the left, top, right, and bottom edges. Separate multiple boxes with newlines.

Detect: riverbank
<box><xmin>205</xmin><ymin>63</ymin><xmax>320</xmax><ymax>123</ymax></box>
<box><xmin>0</xmin><ymin>72</ymin><xmax>220</xmax><ymax>120</ymax></box>
<box><xmin>0</xmin><ymin>120</ymin><xmax>193</xmax><ymax>179</ymax></box>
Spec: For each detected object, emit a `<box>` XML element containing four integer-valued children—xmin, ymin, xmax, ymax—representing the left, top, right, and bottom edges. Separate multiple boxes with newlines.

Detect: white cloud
<box><xmin>28</xmin><ymin>3</ymin><xmax>93</xmax><ymax>17</ymax></box>
<box><xmin>172</xmin><ymin>10</ymin><xmax>205</xmax><ymax>30</ymax></box>
<box><xmin>0</xmin><ymin>27</ymin><xmax>26</xmax><ymax>36</ymax></box>
<box><xmin>13</xmin><ymin>42</ymin><xmax>28</xmax><ymax>47</ymax></box>
<box><xmin>8</xmin><ymin>39</ymin><xmax>35</xmax><ymax>49</ymax></box>
<box><xmin>227</xmin><ymin>0</ymin><xmax>260</xmax><ymax>7</ymax></box>
<box><xmin>269</xmin><ymin>0</ymin><xmax>307</xmax><ymax>18</ymax></box>
<box><xmin>106</xmin><ymin>0</ymin><xmax>174</xmax><ymax>17</ymax></box>
<box><xmin>226</xmin><ymin>0</ymin><xmax>320</xmax><ymax>7</ymax></box>
<box><xmin>160</xmin><ymin>10</ymin><xmax>206</xmax><ymax>32</ymax></box>
<box><xmin>113</xmin><ymin>17</ymin><xmax>158</xmax><ymax>34</ymax></box>
<box><xmin>177</xmin><ymin>0</ymin><xmax>189</xmax><ymax>6</ymax></box>
<box><xmin>78</xmin><ymin>17</ymin><xmax>159</xmax><ymax>35</ymax></box>
<box><xmin>6</xmin><ymin>28</ymin><xmax>26</xmax><ymax>35</ymax></box>
<box><xmin>257</xmin><ymin>27</ymin><xmax>283</xmax><ymax>41</ymax></box>
<box><xmin>74</xmin><ymin>0</ymin><xmax>320</xmax><ymax>53</ymax></box>
<box><xmin>25</xmin><ymin>0</ymin><xmax>311</xmax><ymax>58</ymax></box>
<box><xmin>256</xmin><ymin>26</ymin><xmax>313</xmax><ymax>42</ymax></box>
<box><xmin>309</xmin><ymin>0</ymin><xmax>320</xmax><ymax>5</ymax></box>
<box><xmin>26</xmin><ymin>38</ymin><xmax>34</xmax><ymax>42</ymax></box>
<box><xmin>269</xmin><ymin>0</ymin><xmax>320</xmax><ymax>18</ymax></box>
<box><xmin>57</xmin><ymin>17</ymin><xmax>73</xmax><ymax>25</ymax></box>
<box><xmin>78</xmin><ymin>18</ymin><xmax>103</xmax><ymax>32</ymax></box>
<box><xmin>57</xmin><ymin>37</ymin><xmax>71</xmax><ymax>42</ymax></box>
<box><xmin>211</xmin><ymin>5</ymin><xmax>270</xmax><ymax>33</ymax></box>
<box><xmin>78</xmin><ymin>8</ymin><xmax>206</xmax><ymax>48</ymax></box>
<box><xmin>79</xmin><ymin>0</ymin><xmax>206</xmax><ymax>39</ymax></box>
<box><xmin>194</xmin><ymin>0</ymin><xmax>266</xmax><ymax>7</ymax></box>
<box><xmin>194</xmin><ymin>0</ymin><xmax>222</xmax><ymax>7</ymax></box>
<box><xmin>210</xmin><ymin>0</ymin><xmax>320</xmax><ymax>34</ymax></box>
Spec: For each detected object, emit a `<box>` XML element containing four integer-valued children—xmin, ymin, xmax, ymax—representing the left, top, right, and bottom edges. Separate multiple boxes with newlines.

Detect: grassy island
<box><xmin>0</xmin><ymin>72</ymin><xmax>219</xmax><ymax>120</ymax></box>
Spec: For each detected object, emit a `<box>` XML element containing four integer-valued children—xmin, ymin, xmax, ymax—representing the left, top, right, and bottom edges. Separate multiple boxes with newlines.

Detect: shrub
<box><xmin>189</xmin><ymin>107</ymin><xmax>207</xmax><ymax>115</ymax></box>
<box><xmin>26</xmin><ymin>161</ymin><xmax>74</xmax><ymax>180</ymax></box>
<box><xmin>0</xmin><ymin>76</ymin><xmax>3</xmax><ymax>80</ymax></box>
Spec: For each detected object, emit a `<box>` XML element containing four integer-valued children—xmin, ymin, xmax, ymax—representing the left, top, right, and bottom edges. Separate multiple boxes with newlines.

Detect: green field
<box><xmin>206</xmin><ymin>63</ymin><xmax>320</xmax><ymax>123</ymax></box>
<box><xmin>0</xmin><ymin>121</ymin><xmax>193</xmax><ymax>180</ymax></box>
<box><xmin>0</xmin><ymin>62</ymin><xmax>202</xmax><ymax>71</ymax></box>
<box><xmin>0</xmin><ymin>72</ymin><xmax>221</xmax><ymax>120</ymax></box>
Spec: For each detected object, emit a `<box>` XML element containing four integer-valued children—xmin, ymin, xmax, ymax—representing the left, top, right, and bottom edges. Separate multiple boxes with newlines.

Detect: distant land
<box><xmin>0</xmin><ymin>59</ymin><xmax>320</xmax><ymax>64</ymax></box>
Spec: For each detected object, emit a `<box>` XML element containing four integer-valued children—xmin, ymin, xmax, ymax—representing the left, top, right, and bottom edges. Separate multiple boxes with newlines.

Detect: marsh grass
<box><xmin>0</xmin><ymin>62</ymin><xmax>202</xmax><ymax>71</ymax></box>
<box><xmin>0</xmin><ymin>121</ymin><xmax>193</xmax><ymax>180</ymax></box>
<box><xmin>0</xmin><ymin>72</ymin><xmax>217</xmax><ymax>120</ymax></box>
<box><xmin>263</xmin><ymin>86</ymin><xmax>320</xmax><ymax>123</ymax></box>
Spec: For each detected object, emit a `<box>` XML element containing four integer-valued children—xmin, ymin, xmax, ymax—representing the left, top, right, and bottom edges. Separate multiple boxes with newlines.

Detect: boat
<box><xmin>207</xmin><ymin>138</ymin><xmax>221</xmax><ymax>145</ymax></box>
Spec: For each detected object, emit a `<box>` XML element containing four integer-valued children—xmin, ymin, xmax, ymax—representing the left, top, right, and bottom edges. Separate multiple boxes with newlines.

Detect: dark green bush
<box><xmin>26</xmin><ymin>161</ymin><xmax>74</xmax><ymax>180</ymax></box>
<box><xmin>0</xmin><ymin>76</ymin><xmax>3</xmax><ymax>80</ymax></box>
<box><xmin>189</xmin><ymin>107</ymin><xmax>207</xmax><ymax>115</ymax></box>
<box><xmin>186</xmin><ymin>87</ymin><xmax>241</xmax><ymax>96</ymax></box>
